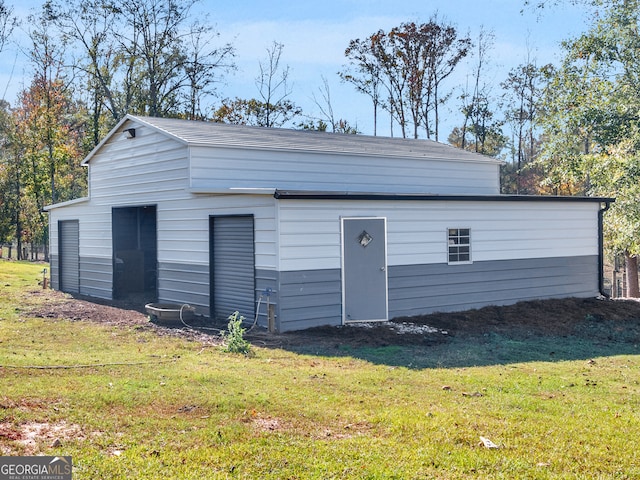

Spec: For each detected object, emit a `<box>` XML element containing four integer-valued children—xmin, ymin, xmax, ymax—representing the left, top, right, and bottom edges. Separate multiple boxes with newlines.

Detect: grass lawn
<box><xmin>1</xmin><ymin>261</ymin><xmax>639</xmax><ymax>479</ymax></box>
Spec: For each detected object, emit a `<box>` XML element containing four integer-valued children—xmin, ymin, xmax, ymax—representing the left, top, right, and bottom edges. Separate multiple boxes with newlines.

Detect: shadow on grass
<box><xmin>263</xmin><ymin>318</ymin><xmax>640</xmax><ymax>370</ymax></box>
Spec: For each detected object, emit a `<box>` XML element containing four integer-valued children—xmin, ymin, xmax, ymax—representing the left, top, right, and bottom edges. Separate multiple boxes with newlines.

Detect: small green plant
<box><xmin>222</xmin><ymin>311</ymin><xmax>251</xmax><ymax>354</ymax></box>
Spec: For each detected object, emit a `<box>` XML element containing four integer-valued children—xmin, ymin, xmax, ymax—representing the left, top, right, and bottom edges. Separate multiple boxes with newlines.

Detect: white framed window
<box><xmin>447</xmin><ymin>228</ymin><xmax>471</xmax><ymax>264</ymax></box>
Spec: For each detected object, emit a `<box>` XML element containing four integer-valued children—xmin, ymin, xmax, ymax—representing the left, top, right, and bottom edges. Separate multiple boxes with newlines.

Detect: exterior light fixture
<box><xmin>123</xmin><ymin>128</ymin><xmax>136</xmax><ymax>139</ymax></box>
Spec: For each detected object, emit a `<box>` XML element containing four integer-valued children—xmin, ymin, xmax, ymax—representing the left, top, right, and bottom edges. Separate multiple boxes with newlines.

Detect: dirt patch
<box><xmin>28</xmin><ymin>290</ymin><xmax>224</xmax><ymax>345</ymax></box>
<box><xmin>400</xmin><ymin>297</ymin><xmax>640</xmax><ymax>337</ymax></box>
<box><xmin>23</xmin><ymin>290</ymin><xmax>640</xmax><ymax>351</ymax></box>
<box><xmin>29</xmin><ymin>290</ymin><xmax>150</xmax><ymax>327</ymax></box>
<box><xmin>0</xmin><ymin>421</ymin><xmax>85</xmax><ymax>455</ymax></box>
<box><xmin>247</xmin><ymin>411</ymin><xmax>371</xmax><ymax>441</ymax></box>
<box><xmin>254</xmin><ymin>296</ymin><xmax>640</xmax><ymax>349</ymax></box>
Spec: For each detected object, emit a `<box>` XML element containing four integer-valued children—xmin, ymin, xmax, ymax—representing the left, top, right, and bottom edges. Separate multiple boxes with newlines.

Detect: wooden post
<box><xmin>626</xmin><ymin>252</ymin><xmax>639</xmax><ymax>298</ymax></box>
<box><xmin>268</xmin><ymin>304</ymin><xmax>275</xmax><ymax>333</ymax></box>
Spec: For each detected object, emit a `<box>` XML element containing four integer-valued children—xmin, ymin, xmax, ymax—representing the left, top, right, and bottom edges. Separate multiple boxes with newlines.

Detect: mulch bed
<box><xmin>25</xmin><ymin>290</ymin><xmax>640</xmax><ymax>348</ymax></box>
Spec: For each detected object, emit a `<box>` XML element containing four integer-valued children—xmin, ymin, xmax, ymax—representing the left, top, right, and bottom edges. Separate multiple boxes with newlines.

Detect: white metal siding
<box><xmin>189</xmin><ymin>146</ymin><xmax>500</xmax><ymax>195</ymax></box>
<box><xmin>155</xmin><ymin>196</ymin><xmax>276</xmax><ymax>269</ymax></box>
<box><xmin>66</xmin><ymin>125</ymin><xmax>279</xmax><ymax>271</ymax></box>
<box><xmin>88</xmin><ymin>126</ymin><xmax>190</xmax><ymax>206</ymax></box>
<box><xmin>276</xmin><ymin>199</ymin><xmax>600</xmax><ymax>272</ymax></box>
<box><xmin>48</xmin><ymin>124</ymin><xmax>280</xmax><ymax>306</ymax></box>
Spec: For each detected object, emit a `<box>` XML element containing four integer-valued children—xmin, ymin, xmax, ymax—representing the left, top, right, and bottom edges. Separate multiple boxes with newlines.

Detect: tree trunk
<box><xmin>15</xmin><ymin>209</ymin><xmax>22</xmax><ymax>261</ymax></box>
<box><xmin>373</xmin><ymin>100</ymin><xmax>378</xmax><ymax>136</ymax></box>
<box><xmin>626</xmin><ymin>252</ymin><xmax>639</xmax><ymax>298</ymax></box>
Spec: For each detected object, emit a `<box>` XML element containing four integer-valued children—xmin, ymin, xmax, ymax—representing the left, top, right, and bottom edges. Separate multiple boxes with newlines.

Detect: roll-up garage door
<box><xmin>210</xmin><ymin>215</ymin><xmax>255</xmax><ymax>322</ymax></box>
<box><xmin>59</xmin><ymin>220</ymin><xmax>79</xmax><ymax>293</ymax></box>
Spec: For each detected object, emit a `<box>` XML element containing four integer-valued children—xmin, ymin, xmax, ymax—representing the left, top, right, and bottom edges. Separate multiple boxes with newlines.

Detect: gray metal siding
<box><xmin>273</xmin><ymin>255</ymin><xmax>598</xmax><ymax>331</ymax></box>
<box><xmin>50</xmin><ymin>254</ymin><xmax>59</xmax><ymax>290</ymax></box>
<box><xmin>52</xmin><ymin>253</ymin><xmax>111</xmax><ymax>299</ymax></box>
<box><xmin>157</xmin><ymin>262</ymin><xmax>209</xmax><ymax>314</ymax></box>
<box><xmin>79</xmin><ymin>256</ymin><xmax>112</xmax><ymax>299</ymax></box>
<box><xmin>255</xmin><ymin>269</ymin><xmax>278</xmax><ymax>329</ymax></box>
<box><xmin>153</xmin><ymin>264</ymin><xmax>278</xmax><ymax>324</ymax></box>
<box><xmin>59</xmin><ymin>220</ymin><xmax>79</xmax><ymax>293</ymax></box>
<box><xmin>211</xmin><ymin>216</ymin><xmax>255</xmax><ymax>322</ymax></box>
<box><xmin>388</xmin><ymin>255</ymin><xmax>600</xmax><ymax>318</ymax></box>
<box><xmin>278</xmin><ymin>268</ymin><xmax>342</xmax><ymax>332</ymax></box>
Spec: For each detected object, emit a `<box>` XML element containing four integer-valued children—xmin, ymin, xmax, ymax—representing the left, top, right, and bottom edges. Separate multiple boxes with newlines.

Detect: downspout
<box><xmin>598</xmin><ymin>200</ymin><xmax>613</xmax><ymax>297</ymax></box>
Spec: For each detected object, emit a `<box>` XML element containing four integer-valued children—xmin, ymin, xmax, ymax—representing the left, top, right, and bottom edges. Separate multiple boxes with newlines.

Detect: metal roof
<box><xmin>113</xmin><ymin>115</ymin><xmax>504</xmax><ymax>164</ymax></box>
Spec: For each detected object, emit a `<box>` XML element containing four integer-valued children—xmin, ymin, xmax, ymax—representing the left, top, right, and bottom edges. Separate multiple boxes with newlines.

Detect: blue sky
<box><xmin>1</xmin><ymin>0</ymin><xmax>591</xmax><ymax>139</ymax></box>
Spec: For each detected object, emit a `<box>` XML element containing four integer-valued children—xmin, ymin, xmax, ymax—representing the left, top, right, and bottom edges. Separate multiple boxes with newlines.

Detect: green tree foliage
<box><xmin>448</xmin><ymin>124</ymin><xmax>506</xmax><ymax>158</ymax></box>
<box><xmin>538</xmin><ymin>0</ymin><xmax>640</xmax><ymax>294</ymax></box>
<box><xmin>298</xmin><ymin>118</ymin><xmax>359</xmax><ymax>134</ymax></box>
<box><xmin>500</xmin><ymin>61</ymin><xmax>549</xmax><ymax>193</ymax></box>
<box><xmin>2</xmin><ymin>9</ymin><xmax>88</xmax><ymax>258</ymax></box>
<box><xmin>0</xmin><ymin>101</ymin><xmax>18</xmax><ymax>247</ymax></box>
<box><xmin>0</xmin><ymin>1</ymin><xmax>234</xmax><ymax>253</ymax></box>
<box><xmin>0</xmin><ymin>3</ymin><xmax>19</xmax><ymax>247</ymax></box>
<box><xmin>212</xmin><ymin>97</ymin><xmax>302</xmax><ymax>128</ymax></box>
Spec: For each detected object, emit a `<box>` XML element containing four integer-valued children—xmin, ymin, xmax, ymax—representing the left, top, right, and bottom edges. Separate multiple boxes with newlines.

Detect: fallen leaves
<box><xmin>479</xmin><ymin>436</ymin><xmax>500</xmax><ymax>449</ymax></box>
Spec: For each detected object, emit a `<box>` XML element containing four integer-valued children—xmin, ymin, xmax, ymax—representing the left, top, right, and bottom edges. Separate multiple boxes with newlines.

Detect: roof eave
<box><xmin>186</xmin><ymin>141</ymin><xmax>505</xmax><ymax>164</ymax></box>
<box><xmin>81</xmin><ymin>115</ymin><xmax>191</xmax><ymax>166</ymax></box>
<box><xmin>81</xmin><ymin>116</ymin><xmax>130</xmax><ymax>166</ymax></box>
<box><xmin>44</xmin><ymin>196</ymin><xmax>90</xmax><ymax>211</ymax></box>
<box><xmin>273</xmin><ymin>190</ymin><xmax>615</xmax><ymax>203</ymax></box>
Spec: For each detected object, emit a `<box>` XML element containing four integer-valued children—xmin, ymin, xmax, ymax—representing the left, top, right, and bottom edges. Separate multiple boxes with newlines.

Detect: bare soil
<box><xmin>27</xmin><ymin>291</ymin><xmax>640</xmax><ymax>352</ymax></box>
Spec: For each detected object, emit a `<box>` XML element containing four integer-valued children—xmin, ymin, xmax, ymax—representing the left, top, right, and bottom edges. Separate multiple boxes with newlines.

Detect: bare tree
<box><xmin>309</xmin><ymin>75</ymin><xmax>358</xmax><ymax>134</ymax></box>
<box><xmin>419</xmin><ymin>16</ymin><xmax>471</xmax><ymax>141</ymax></box>
<box><xmin>116</xmin><ymin>0</ymin><xmax>196</xmax><ymax>117</ymax></box>
<box><xmin>501</xmin><ymin>52</ymin><xmax>547</xmax><ymax>193</ymax></box>
<box><xmin>459</xmin><ymin>27</ymin><xmax>494</xmax><ymax>150</ymax></box>
<box><xmin>341</xmin><ymin>18</ymin><xmax>470</xmax><ymax>139</ymax></box>
<box><xmin>0</xmin><ymin>0</ymin><xmax>16</xmax><ymax>53</ymax></box>
<box><xmin>51</xmin><ymin>0</ymin><xmax>235</xmax><ymax>128</ymax></box>
<box><xmin>255</xmin><ymin>41</ymin><xmax>301</xmax><ymax>127</ymax></box>
<box><xmin>341</xmin><ymin>37</ymin><xmax>384</xmax><ymax>135</ymax></box>
<box><xmin>183</xmin><ymin>20</ymin><xmax>235</xmax><ymax>121</ymax></box>
<box><xmin>49</xmin><ymin>0</ymin><xmax>123</xmax><ymax>143</ymax></box>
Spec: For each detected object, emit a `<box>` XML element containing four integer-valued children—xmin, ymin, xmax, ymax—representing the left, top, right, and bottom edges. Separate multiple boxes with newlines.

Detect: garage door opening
<box><xmin>112</xmin><ymin>205</ymin><xmax>157</xmax><ymax>301</ymax></box>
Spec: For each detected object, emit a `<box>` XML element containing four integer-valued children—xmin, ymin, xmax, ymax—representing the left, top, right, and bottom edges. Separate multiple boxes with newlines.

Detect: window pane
<box><xmin>448</xmin><ymin>227</ymin><xmax>471</xmax><ymax>263</ymax></box>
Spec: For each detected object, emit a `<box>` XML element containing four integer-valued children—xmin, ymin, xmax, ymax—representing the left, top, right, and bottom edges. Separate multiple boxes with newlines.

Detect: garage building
<box><xmin>45</xmin><ymin>115</ymin><xmax>612</xmax><ymax>332</ymax></box>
